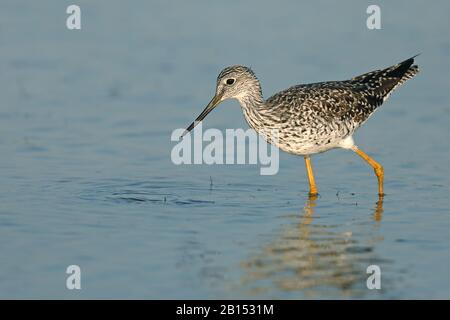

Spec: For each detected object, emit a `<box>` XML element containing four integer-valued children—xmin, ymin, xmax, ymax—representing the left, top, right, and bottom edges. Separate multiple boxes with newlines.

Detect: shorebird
<box><xmin>183</xmin><ymin>56</ymin><xmax>419</xmax><ymax>196</ymax></box>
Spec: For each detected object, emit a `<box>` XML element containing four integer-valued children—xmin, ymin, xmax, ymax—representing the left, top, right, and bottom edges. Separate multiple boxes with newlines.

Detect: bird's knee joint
<box><xmin>374</xmin><ymin>165</ymin><xmax>384</xmax><ymax>176</ymax></box>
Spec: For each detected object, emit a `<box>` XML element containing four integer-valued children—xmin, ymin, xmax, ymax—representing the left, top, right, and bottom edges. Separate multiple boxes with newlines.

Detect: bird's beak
<box><xmin>182</xmin><ymin>93</ymin><xmax>223</xmax><ymax>137</ymax></box>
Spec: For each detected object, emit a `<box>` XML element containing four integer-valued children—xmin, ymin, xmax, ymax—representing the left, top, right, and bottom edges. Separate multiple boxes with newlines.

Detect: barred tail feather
<box><xmin>351</xmin><ymin>55</ymin><xmax>420</xmax><ymax>101</ymax></box>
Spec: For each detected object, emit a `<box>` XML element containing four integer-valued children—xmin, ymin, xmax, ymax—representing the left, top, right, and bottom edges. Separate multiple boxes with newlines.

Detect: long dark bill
<box><xmin>181</xmin><ymin>93</ymin><xmax>223</xmax><ymax>138</ymax></box>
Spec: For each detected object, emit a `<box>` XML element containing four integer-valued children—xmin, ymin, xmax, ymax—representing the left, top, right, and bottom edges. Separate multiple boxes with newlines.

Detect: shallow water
<box><xmin>1</xmin><ymin>1</ymin><xmax>450</xmax><ymax>299</ymax></box>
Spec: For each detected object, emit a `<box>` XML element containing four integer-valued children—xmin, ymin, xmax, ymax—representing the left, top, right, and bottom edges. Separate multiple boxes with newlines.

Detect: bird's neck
<box><xmin>236</xmin><ymin>80</ymin><xmax>264</xmax><ymax>111</ymax></box>
<box><xmin>236</xmin><ymin>82</ymin><xmax>268</xmax><ymax>132</ymax></box>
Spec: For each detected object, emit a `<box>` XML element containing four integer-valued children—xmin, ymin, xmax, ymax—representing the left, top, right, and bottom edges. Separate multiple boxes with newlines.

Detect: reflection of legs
<box><xmin>304</xmin><ymin>156</ymin><xmax>318</xmax><ymax>196</ymax></box>
<box><xmin>301</xmin><ymin>194</ymin><xmax>317</xmax><ymax>226</ymax></box>
<box><xmin>351</xmin><ymin>146</ymin><xmax>384</xmax><ymax>196</ymax></box>
<box><xmin>373</xmin><ymin>198</ymin><xmax>384</xmax><ymax>222</ymax></box>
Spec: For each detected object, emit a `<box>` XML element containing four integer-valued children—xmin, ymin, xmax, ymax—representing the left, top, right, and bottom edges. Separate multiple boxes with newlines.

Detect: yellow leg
<box><xmin>304</xmin><ymin>156</ymin><xmax>318</xmax><ymax>196</ymax></box>
<box><xmin>351</xmin><ymin>146</ymin><xmax>384</xmax><ymax>196</ymax></box>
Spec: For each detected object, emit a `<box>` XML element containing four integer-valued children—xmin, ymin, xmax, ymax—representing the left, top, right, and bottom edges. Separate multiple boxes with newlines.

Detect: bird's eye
<box><xmin>226</xmin><ymin>78</ymin><xmax>235</xmax><ymax>85</ymax></box>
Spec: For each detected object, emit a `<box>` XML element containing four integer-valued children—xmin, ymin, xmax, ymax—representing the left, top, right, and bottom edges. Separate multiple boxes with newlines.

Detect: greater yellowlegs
<box><xmin>183</xmin><ymin>56</ymin><xmax>419</xmax><ymax>196</ymax></box>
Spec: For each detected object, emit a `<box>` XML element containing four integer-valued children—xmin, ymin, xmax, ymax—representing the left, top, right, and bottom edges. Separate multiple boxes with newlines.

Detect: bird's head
<box><xmin>183</xmin><ymin>65</ymin><xmax>261</xmax><ymax>136</ymax></box>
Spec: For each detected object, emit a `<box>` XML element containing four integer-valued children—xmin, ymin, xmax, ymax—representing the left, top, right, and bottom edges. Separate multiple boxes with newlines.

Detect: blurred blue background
<box><xmin>0</xmin><ymin>0</ymin><xmax>449</xmax><ymax>298</ymax></box>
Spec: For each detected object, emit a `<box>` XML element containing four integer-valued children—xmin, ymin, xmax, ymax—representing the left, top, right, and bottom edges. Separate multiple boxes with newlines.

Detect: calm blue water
<box><xmin>1</xmin><ymin>0</ymin><xmax>450</xmax><ymax>299</ymax></box>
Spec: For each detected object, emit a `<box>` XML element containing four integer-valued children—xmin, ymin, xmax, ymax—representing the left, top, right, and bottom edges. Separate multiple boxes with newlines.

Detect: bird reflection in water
<box><xmin>240</xmin><ymin>196</ymin><xmax>385</xmax><ymax>298</ymax></box>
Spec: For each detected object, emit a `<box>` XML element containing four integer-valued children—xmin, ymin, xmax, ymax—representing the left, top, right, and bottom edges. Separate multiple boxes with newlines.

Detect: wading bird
<box><xmin>183</xmin><ymin>57</ymin><xmax>419</xmax><ymax>196</ymax></box>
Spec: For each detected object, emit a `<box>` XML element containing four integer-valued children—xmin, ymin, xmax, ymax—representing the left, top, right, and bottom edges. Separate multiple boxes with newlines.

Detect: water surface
<box><xmin>1</xmin><ymin>0</ymin><xmax>450</xmax><ymax>299</ymax></box>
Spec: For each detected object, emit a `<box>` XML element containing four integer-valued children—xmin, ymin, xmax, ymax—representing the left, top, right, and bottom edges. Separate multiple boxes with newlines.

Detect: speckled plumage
<box><xmin>223</xmin><ymin>57</ymin><xmax>419</xmax><ymax>155</ymax></box>
<box><xmin>184</xmin><ymin>56</ymin><xmax>419</xmax><ymax>195</ymax></box>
